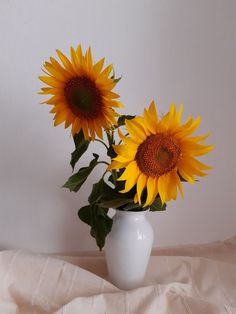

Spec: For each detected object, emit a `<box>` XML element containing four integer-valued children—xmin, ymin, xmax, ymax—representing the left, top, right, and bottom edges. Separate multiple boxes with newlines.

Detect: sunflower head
<box><xmin>109</xmin><ymin>101</ymin><xmax>214</xmax><ymax>207</ymax></box>
<box><xmin>39</xmin><ymin>45</ymin><xmax>123</xmax><ymax>140</ymax></box>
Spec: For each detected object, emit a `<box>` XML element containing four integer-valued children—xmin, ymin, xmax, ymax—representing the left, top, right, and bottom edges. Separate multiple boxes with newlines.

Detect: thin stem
<box><xmin>97</xmin><ymin>161</ymin><xmax>110</xmax><ymax>166</ymax></box>
<box><xmin>102</xmin><ymin>170</ymin><xmax>108</xmax><ymax>180</ymax></box>
<box><xmin>94</xmin><ymin>139</ymin><xmax>109</xmax><ymax>150</ymax></box>
<box><xmin>106</xmin><ymin>130</ymin><xmax>114</xmax><ymax>146</ymax></box>
<box><xmin>112</xmin><ymin>169</ymin><xmax>117</xmax><ymax>184</ymax></box>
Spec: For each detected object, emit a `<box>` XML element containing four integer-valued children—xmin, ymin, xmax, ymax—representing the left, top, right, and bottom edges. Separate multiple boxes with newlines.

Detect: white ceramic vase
<box><xmin>105</xmin><ymin>209</ymin><xmax>154</xmax><ymax>290</ymax></box>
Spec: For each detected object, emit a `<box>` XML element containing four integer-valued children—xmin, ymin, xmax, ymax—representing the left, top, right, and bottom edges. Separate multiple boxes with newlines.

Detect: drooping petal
<box><xmin>119</xmin><ymin>162</ymin><xmax>140</xmax><ymax>193</ymax></box>
<box><xmin>144</xmin><ymin>177</ymin><xmax>158</xmax><ymax>207</ymax></box>
<box><xmin>137</xmin><ymin>173</ymin><xmax>147</xmax><ymax>204</ymax></box>
<box><xmin>157</xmin><ymin>175</ymin><xmax>168</xmax><ymax>204</ymax></box>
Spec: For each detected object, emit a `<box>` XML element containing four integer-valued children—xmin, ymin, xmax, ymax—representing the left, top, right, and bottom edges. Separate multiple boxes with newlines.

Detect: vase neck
<box><xmin>114</xmin><ymin>209</ymin><xmax>148</xmax><ymax>220</ymax></box>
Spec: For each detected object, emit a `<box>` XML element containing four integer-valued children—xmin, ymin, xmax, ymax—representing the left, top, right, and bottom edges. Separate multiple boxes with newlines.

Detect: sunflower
<box><xmin>39</xmin><ymin>45</ymin><xmax>123</xmax><ymax>140</ymax></box>
<box><xmin>109</xmin><ymin>102</ymin><xmax>213</xmax><ymax>207</ymax></box>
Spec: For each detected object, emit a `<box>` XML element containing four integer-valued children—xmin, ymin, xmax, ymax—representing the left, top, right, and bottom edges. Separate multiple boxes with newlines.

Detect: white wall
<box><xmin>0</xmin><ymin>0</ymin><xmax>235</xmax><ymax>253</ymax></box>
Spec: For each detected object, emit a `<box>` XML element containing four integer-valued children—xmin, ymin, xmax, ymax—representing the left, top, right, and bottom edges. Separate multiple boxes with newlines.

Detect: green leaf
<box><xmin>114</xmin><ymin>76</ymin><xmax>122</xmax><ymax>83</ymax></box>
<box><xmin>117</xmin><ymin>115</ymin><xmax>135</xmax><ymax>127</ymax></box>
<box><xmin>149</xmin><ymin>197</ymin><xmax>167</xmax><ymax>212</ymax></box>
<box><xmin>70</xmin><ymin>130</ymin><xmax>90</xmax><ymax>170</ymax></box>
<box><xmin>110</xmin><ymin>69</ymin><xmax>122</xmax><ymax>83</ymax></box>
<box><xmin>88</xmin><ymin>178</ymin><xmax>132</xmax><ymax>209</ymax></box>
<box><xmin>78</xmin><ymin>205</ymin><xmax>92</xmax><ymax>225</ymax></box>
<box><xmin>78</xmin><ymin>204</ymin><xmax>112</xmax><ymax>250</ymax></box>
<box><xmin>107</xmin><ymin>145</ymin><xmax>116</xmax><ymax>159</ymax></box>
<box><xmin>88</xmin><ymin>179</ymin><xmax>105</xmax><ymax>204</ymax></box>
<box><xmin>122</xmin><ymin>202</ymin><xmax>141</xmax><ymax>211</ymax></box>
<box><xmin>108</xmin><ymin>173</ymin><xmax>115</xmax><ymax>185</ymax></box>
<box><xmin>63</xmin><ymin>154</ymin><xmax>99</xmax><ymax>192</ymax></box>
<box><xmin>92</xmin><ymin>206</ymin><xmax>113</xmax><ymax>250</ymax></box>
<box><xmin>99</xmin><ymin>197</ymin><xmax>132</xmax><ymax>209</ymax></box>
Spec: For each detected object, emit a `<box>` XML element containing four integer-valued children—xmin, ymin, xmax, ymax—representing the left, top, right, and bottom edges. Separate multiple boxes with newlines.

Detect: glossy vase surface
<box><xmin>105</xmin><ymin>210</ymin><xmax>154</xmax><ymax>290</ymax></box>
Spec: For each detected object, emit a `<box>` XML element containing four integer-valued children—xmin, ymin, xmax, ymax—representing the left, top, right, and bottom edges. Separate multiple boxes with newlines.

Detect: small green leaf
<box><xmin>70</xmin><ymin>130</ymin><xmax>90</xmax><ymax>170</ymax></box>
<box><xmin>107</xmin><ymin>145</ymin><xmax>116</xmax><ymax>158</ymax></box>
<box><xmin>110</xmin><ymin>69</ymin><xmax>122</xmax><ymax>83</ymax></box>
<box><xmin>114</xmin><ymin>76</ymin><xmax>122</xmax><ymax>83</ymax></box>
<box><xmin>117</xmin><ymin>115</ymin><xmax>135</xmax><ymax>127</ymax></box>
<box><xmin>63</xmin><ymin>154</ymin><xmax>99</xmax><ymax>192</ymax></box>
<box><xmin>150</xmin><ymin>197</ymin><xmax>167</xmax><ymax>211</ymax></box>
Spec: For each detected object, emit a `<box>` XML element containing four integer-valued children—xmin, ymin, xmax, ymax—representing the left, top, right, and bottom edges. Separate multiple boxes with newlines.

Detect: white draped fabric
<box><xmin>0</xmin><ymin>236</ymin><xmax>236</xmax><ymax>313</ymax></box>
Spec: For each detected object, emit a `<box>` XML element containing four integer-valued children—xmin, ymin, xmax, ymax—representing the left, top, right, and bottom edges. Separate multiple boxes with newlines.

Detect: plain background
<box><xmin>0</xmin><ymin>0</ymin><xmax>235</xmax><ymax>253</ymax></box>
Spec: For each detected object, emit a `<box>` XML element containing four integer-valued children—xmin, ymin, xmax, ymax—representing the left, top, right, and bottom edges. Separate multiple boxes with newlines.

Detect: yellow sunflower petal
<box><xmin>148</xmin><ymin>101</ymin><xmax>158</xmax><ymax>124</ymax></box>
<box><xmin>93</xmin><ymin>58</ymin><xmax>105</xmax><ymax>74</ymax></box>
<box><xmin>43</xmin><ymin>62</ymin><xmax>66</xmax><ymax>81</ymax></box>
<box><xmin>157</xmin><ymin>175</ymin><xmax>168</xmax><ymax>204</ymax></box>
<box><xmin>101</xmin><ymin>64</ymin><xmax>113</xmax><ymax>77</ymax></box>
<box><xmin>86</xmin><ymin>46</ymin><xmax>93</xmax><ymax>68</ymax></box>
<box><xmin>182</xmin><ymin>141</ymin><xmax>214</xmax><ymax>156</ymax></box>
<box><xmin>71</xmin><ymin>118</ymin><xmax>81</xmax><ymax>135</ymax></box>
<box><xmin>107</xmin><ymin>160</ymin><xmax>128</xmax><ymax>171</ymax></box>
<box><xmin>144</xmin><ymin>177</ymin><xmax>158</xmax><ymax>207</ymax></box>
<box><xmin>125</xmin><ymin>119</ymin><xmax>147</xmax><ymax>142</ymax></box>
<box><xmin>166</xmin><ymin>172</ymin><xmax>177</xmax><ymax>200</ymax></box>
<box><xmin>186</xmin><ymin>157</ymin><xmax>212</xmax><ymax>170</ymax></box>
<box><xmin>170</xmin><ymin>171</ymin><xmax>183</xmax><ymax>198</ymax></box>
<box><xmin>134</xmin><ymin>193</ymin><xmax>139</xmax><ymax>204</ymax></box>
<box><xmin>76</xmin><ymin>44</ymin><xmax>83</xmax><ymax>60</ymax></box>
<box><xmin>49</xmin><ymin>57</ymin><xmax>71</xmax><ymax>78</ymax></box>
<box><xmin>178</xmin><ymin>165</ymin><xmax>195</xmax><ymax>184</ymax></box>
<box><xmin>137</xmin><ymin>173</ymin><xmax>147</xmax><ymax>204</ymax></box>
<box><xmin>93</xmin><ymin>119</ymin><xmax>103</xmax><ymax>139</ymax></box>
<box><xmin>56</xmin><ymin>49</ymin><xmax>75</xmax><ymax>74</ymax></box>
<box><xmin>81</xmin><ymin>120</ymin><xmax>89</xmax><ymax>140</ymax></box>
<box><xmin>39</xmin><ymin>76</ymin><xmax>63</xmax><ymax>88</ymax></box>
<box><xmin>70</xmin><ymin>47</ymin><xmax>81</xmax><ymax>73</ymax></box>
<box><xmin>53</xmin><ymin>110</ymin><xmax>69</xmax><ymax>126</ymax></box>
<box><xmin>119</xmin><ymin>161</ymin><xmax>140</xmax><ymax>193</ymax></box>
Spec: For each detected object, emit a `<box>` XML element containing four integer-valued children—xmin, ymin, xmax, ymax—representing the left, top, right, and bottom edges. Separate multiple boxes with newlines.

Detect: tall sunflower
<box><xmin>109</xmin><ymin>102</ymin><xmax>213</xmax><ymax>207</ymax></box>
<box><xmin>39</xmin><ymin>45</ymin><xmax>123</xmax><ymax>140</ymax></box>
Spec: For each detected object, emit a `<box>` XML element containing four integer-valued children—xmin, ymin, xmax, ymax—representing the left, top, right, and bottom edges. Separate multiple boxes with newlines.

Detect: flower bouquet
<box><xmin>39</xmin><ymin>45</ymin><xmax>213</xmax><ymax>285</ymax></box>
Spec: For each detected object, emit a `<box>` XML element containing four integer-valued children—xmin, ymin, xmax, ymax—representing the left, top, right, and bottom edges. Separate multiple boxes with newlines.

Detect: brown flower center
<box><xmin>64</xmin><ymin>76</ymin><xmax>103</xmax><ymax>119</ymax></box>
<box><xmin>135</xmin><ymin>133</ymin><xmax>181</xmax><ymax>177</ymax></box>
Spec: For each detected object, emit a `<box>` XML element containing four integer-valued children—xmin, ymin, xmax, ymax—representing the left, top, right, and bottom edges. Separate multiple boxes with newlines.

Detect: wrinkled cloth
<box><xmin>0</xmin><ymin>237</ymin><xmax>236</xmax><ymax>314</ymax></box>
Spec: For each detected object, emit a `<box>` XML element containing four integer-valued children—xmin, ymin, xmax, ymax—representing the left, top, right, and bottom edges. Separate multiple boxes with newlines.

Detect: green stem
<box><xmin>94</xmin><ymin>139</ymin><xmax>109</xmax><ymax>150</ymax></box>
<box><xmin>102</xmin><ymin>170</ymin><xmax>108</xmax><ymax>180</ymax></box>
<box><xmin>112</xmin><ymin>169</ymin><xmax>117</xmax><ymax>184</ymax></box>
<box><xmin>97</xmin><ymin>161</ymin><xmax>110</xmax><ymax>166</ymax></box>
<box><xmin>106</xmin><ymin>130</ymin><xmax>114</xmax><ymax>146</ymax></box>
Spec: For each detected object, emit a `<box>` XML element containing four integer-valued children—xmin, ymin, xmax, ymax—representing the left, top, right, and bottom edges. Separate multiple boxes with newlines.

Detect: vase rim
<box><xmin>113</xmin><ymin>208</ymin><xmax>149</xmax><ymax>214</ymax></box>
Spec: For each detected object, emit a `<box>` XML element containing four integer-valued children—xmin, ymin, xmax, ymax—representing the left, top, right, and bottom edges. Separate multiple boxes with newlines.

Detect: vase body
<box><xmin>105</xmin><ymin>210</ymin><xmax>154</xmax><ymax>290</ymax></box>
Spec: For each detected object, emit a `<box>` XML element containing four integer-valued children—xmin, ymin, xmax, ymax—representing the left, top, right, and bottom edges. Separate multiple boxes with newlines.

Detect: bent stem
<box><xmin>97</xmin><ymin>161</ymin><xmax>110</xmax><ymax>166</ymax></box>
<box><xmin>94</xmin><ymin>139</ymin><xmax>109</xmax><ymax>150</ymax></box>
